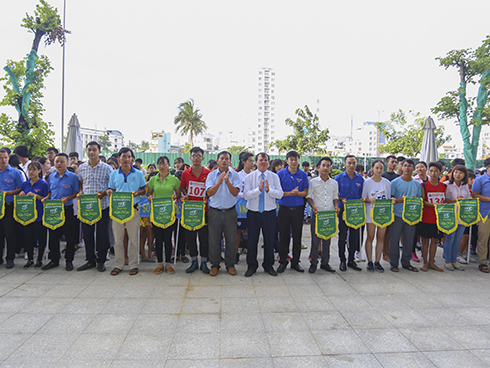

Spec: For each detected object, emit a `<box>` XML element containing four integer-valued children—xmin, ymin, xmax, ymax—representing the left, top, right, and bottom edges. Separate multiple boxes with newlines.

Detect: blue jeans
<box><xmin>443</xmin><ymin>225</ymin><xmax>465</xmax><ymax>263</ymax></box>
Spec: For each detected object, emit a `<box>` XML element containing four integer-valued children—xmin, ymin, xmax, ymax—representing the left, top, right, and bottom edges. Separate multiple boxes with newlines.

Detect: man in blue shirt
<box><xmin>0</xmin><ymin>149</ymin><xmax>24</xmax><ymax>268</ymax></box>
<box><xmin>205</xmin><ymin>151</ymin><xmax>241</xmax><ymax>276</ymax></box>
<box><xmin>472</xmin><ymin>157</ymin><xmax>490</xmax><ymax>273</ymax></box>
<box><xmin>41</xmin><ymin>153</ymin><xmax>80</xmax><ymax>271</ymax></box>
<box><xmin>107</xmin><ymin>147</ymin><xmax>147</xmax><ymax>276</ymax></box>
<box><xmin>335</xmin><ymin>155</ymin><xmax>364</xmax><ymax>271</ymax></box>
<box><xmin>277</xmin><ymin>151</ymin><xmax>309</xmax><ymax>273</ymax></box>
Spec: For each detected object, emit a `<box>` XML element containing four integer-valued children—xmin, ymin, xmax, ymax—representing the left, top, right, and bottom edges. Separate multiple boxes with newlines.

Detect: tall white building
<box><xmin>344</xmin><ymin>122</ymin><xmax>385</xmax><ymax>157</ymax></box>
<box><xmin>249</xmin><ymin>67</ymin><xmax>277</xmax><ymax>154</ymax></box>
<box><xmin>79</xmin><ymin>127</ymin><xmax>124</xmax><ymax>151</ymax></box>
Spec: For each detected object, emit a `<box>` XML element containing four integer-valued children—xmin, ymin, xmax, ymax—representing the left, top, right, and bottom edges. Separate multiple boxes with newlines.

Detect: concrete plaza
<box><xmin>1</xmin><ymin>224</ymin><xmax>490</xmax><ymax>367</ymax></box>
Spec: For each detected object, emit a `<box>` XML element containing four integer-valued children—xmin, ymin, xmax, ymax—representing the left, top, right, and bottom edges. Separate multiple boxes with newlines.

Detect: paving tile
<box><xmin>341</xmin><ymin>308</ymin><xmax>393</xmax><ymax>329</ymax></box>
<box><xmin>272</xmin><ymin>356</ymin><xmax>327</xmax><ymax>367</ymax></box>
<box><xmin>184</xmin><ymin>285</ymin><xmax>221</xmax><ymax>299</ymax></box>
<box><xmin>62</xmin><ymin>333</ymin><xmax>125</xmax><ymax>360</ymax></box>
<box><xmin>294</xmin><ymin>296</ymin><xmax>336</xmax><ymax>312</ymax></box>
<box><xmin>221</xmin><ymin>297</ymin><xmax>259</xmax><ymax>314</ymax></box>
<box><xmin>324</xmin><ymin>353</ymin><xmax>382</xmax><ymax>367</ymax></box>
<box><xmin>0</xmin><ymin>333</ymin><xmax>33</xmax><ymax>361</ymax></box>
<box><xmin>423</xmin><ymin>350</ymin><xmax>487</xmax><ymax>368</ymax></box>
<box><xmin>220</xmin><ymin>313</ymin><xmax>265</xmax><ymax>333</ymax></box>
<box><xmin>1</xmin><ymin>313</ymin><xmax>54</xmax><ymax>334</ymax></box>
<box><xmin>220</xmin><ymin>358</ymin><xmax>273</xmax><ymax>368</ymax></box>
<box><xmin>174</xmin><ymin>313</ymin><xmax>220</xmax><ymax>334</ymax></box>
<box><xmin>102</xmin><ymin>298</ymin><xmax>146</xmax><ymax>315</ymax></box>
<box><xmin>168</xmin><ymin>333</ymin><xmax>220</xmax><ymax>359</ymax></box>
<box><xmin>0</xmin><ymin>297</ymin><xmax>37</xmax><ymax>313</ymax></box>
<box><xmin>54</xmin><ymin>360</ymin><xmax>112</xmax><ymax>368</ymax></box>
<box><xmin>399</xmin><ymin>327</ymin><xmax>464</xmax><ymax>351</ymax></box>
<box><xmin>257</xmin><ymin>297</ymin><xmax>298</xmax><ymax>313</ymax></box>
<box><xmin>140</xmin><ymin>298</ymin><xmax>183</xmax><ymax>314</ymax></box>
<box><xmin>310</xmin><ymin>328</ymin><xmax>370</xmax><ymax>355</ymax></box>
<box><xmin>302</xmin><ymin>310</ymin><xmax>350</xmax><ymax>330</ymax></box>
<box><xmin>220</xmin><ymin>332</ymin><xmax>271</xmax><ymax>358</ymax></box>
<box><xmin>130</xmin><ymin>314</ymin><xmax>179</xmax><ymax>335</ymax></box>
<box><xmin>84</xmin><ymin>314</ymin><xmax>137</xmax><ymax>334</ymax></box>
<box><xmin>221</xmin><ymin>285</ymin><xmax>256</xmax><ymax>298</ymax></box>
<box><xmin>165</xmin><ymin>359</ymin><xmax>220</xmax><ymax>368</ymax></box>
<box><xmin>356</xmin><ymin>328</ymin><xmax>418</xmax><ymax>353</ymax></box>
<box><xmin>37</xmin><ymin>314</ymin><xmax>94</xmax><ymax>334</ymax></box>
<box><xmin>181</xmin><ymin>298</ymin><xmax>220</xmax><ymax>314</ymax></box>
<box><xmin>261</xmin><ymin>312</ymin><xmax>309</xmax><ymax>332</ymax></box>
<box><xmin>267</xmin><ymin>331</ymin><xmax>321</xmax><ymax>357</ymax></box>
<box><xmin>59</xmin><ymin>297</ymin><xmax>109</xmax><ymax>314</ymax></box>
<box><xmin>148</xmin><ymin>286</ymin><xmax>187</xmax><ymax>299</ymax></box>
<box><xmin>375</xmin><ymin>352</ymin><xmax>436</xmax><ymax>367</ymax></box>
<box><xmin>440</xmin><ymin>325</ymin><xmax>490</xmax><ymax>349</ymax></box>
<box><xmin>115</xmin><ymin>333</ymin><xmax>173</xmax><ymax>360</ymax></box>
<box><xmin>7</xmin><ymin>333</ymin><xmax>79</xmax><ymax>362</ymax></box>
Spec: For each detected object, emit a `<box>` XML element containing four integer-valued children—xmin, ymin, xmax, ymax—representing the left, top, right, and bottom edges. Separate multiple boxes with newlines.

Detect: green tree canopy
<box><xmin>174</xmin><ymin>99</ymin><xmax>207</xmax><ymax>147</ymax></box>
<box><xmin>97</xmin><ymin>134</ymin><xmax>111</xmax><ymax>151</ymax></box>
<box><xmin>139</xmin><ymin>141</ymin><xmax>149</xmax><ymax>152</ymax></box>
<box><xmin>432</xmin><ymin>36</ymin><xmax>490</xmax><ymax>170</ymax></box>
<box><xmin>227</xmin><ymin>145</ymin><xmax>250</xmax><ymax>155</ymax></box>
<box><xmin>270</xmin><ymin>105</ymin><xmax>329</xmax><ymax>155</ymax></box>
<box><xmin>376</xmin><ymin>110</ymin><xmax>450</xmax><ymax>157</ymax></box>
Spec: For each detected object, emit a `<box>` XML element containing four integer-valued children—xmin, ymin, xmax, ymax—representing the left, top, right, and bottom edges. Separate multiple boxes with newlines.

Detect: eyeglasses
<box><xmin>191</xmin><ymin>155</ymin><xmax>203</xmax><ymax>159</ymax></box>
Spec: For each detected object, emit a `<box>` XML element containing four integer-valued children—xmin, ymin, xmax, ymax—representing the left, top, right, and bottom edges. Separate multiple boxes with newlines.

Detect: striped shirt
<box><xmin>78</xmin><ymin>160</ymin><xmax>113</xmax><ymax>210</ymax></box>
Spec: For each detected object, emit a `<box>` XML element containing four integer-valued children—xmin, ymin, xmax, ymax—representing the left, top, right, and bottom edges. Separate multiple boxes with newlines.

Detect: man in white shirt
<box><xmin>243</xmin><ymin>152</ymin><xmax>284</xmax><ymax>276</ymax></box>
<box><xmin>306</xmin><ymin>157</ymin><xmax>339</xmax><ymax>273</ymax></box>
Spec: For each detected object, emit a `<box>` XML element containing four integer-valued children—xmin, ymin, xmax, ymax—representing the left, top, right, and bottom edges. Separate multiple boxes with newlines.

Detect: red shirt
<box><xmin>180</xmin><ymin>166</ymin><xmax>211</xmax><ymax>212</ymax></box>
<box><xmin>422</xmin><ymin>181</ymin><xmax>446</xmax><ymax>224</ymax></box>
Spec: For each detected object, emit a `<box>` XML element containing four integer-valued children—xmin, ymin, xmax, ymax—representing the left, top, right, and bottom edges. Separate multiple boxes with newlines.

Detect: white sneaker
<box><xmin>354</xmin><ymin>251</ymin><xmax>361</xmax><ymax>262</ymax></box>
<box><xmin>106</xmin><ymin>251</ymin><xmax>111</xmax><ymax>261</ymax></box>
<box><xmin>360</xmin><ymin>251</ymin><xmax>366</xmax><ymax>262</ymax></box>
<box><xmin>457</xmin><ymin>253</ymin><xmax>468</xmax><ymax>264</ymax></box>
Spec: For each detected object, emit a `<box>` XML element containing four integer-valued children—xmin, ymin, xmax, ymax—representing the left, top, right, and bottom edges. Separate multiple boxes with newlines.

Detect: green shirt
<box><xmin>148</xmin><ymin>174</ymin><xmax>180</xmax><ymax>198</ymax></box>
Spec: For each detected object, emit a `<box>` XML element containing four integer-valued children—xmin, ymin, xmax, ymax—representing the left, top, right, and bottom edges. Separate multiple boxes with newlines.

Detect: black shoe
<box><xmin>308</xmin><ymin>264</ymin><xmax>317</xmax><ymax>273</ymax></box>
<box><xmin>348</xmin><ymin>261</ymin><xmax>362</xmax><ymax>271</ymax></box>
<box><xmin>109</xmin><ymin>247</ymin><xmax>115</xmax><ymax>255</ymax></box>
<box><xmin>65</xmin><ymin>261</ymin><xmax>74</xmax><ymax>271</ymax></box>
<box><xmin>266</xmin><ymin>268</ymin><xmax>278</xmax><ymax>276</ymax></box>
<box><xmin>291</xmin><ymin>263</ymin><xmax>305</xmax><ymax>273</ymax></box>
<box><xmin>367</xmin><ymin>261</ymin><xmax>374</xmax><ymax>272</ymax></box>
<box><xmin>77</xmin><ymin>261</ymin><xmax>96</xmax><ymax>271</ymax></box>
<box><xmin>339</xmin><ymin>261</ymin><xmax>347</xmax><ymax>271</ymax></box>
<box><xmin>244</xmin><ymin>268</ymin><xmax>256</xmax><ymax>277</ymax></box>
<box><xmin>24</xmin><ymin>260</ymin><xmax>33</xmax><ymax>269</ymax></box>
<box><xmin>6</xmin><ymin>260</ymin><xmax>14</xmax><ymax>269</ymax></box>
<box><xmin>236</xmin><ymin>253</ymin><xmax>240</xmax><ymax>264</ymax></box>
<box><xmin>41</xmin><ymin>261</ymin><xmax>59</xmax><ymax>270</ymax></box>
<box><xmin>97</xmin><ymin>263</ymin><xmax>106</xmax><ymax>272</ymax></box>
<box><xmin>34</xmin><ymin>260</ymin><xmax>42</xmax><ymax>268</ymax></box>
<box><xmin>320</xmin><ymin>264</ymin><xmax>336</xmax><ymax>273</ymax></box>
<box><xmin>277</xmin><ymin>263</ymin><xmax>287</xmax><ymax>273</ymax></box>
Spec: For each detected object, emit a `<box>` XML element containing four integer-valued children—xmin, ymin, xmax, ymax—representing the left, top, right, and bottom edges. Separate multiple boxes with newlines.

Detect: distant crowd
<box><xmin>1</xmin><ymin>142</ymin><xmax>490</xmax><ymax>277</ymax></box>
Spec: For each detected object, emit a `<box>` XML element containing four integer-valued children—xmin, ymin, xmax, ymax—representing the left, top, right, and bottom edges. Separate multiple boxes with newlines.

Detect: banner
<box><xmin>236</xmin><ymin>198</ymin><xmax>248</xmax><ymax>219</ymax></box>
<box><xmin>342</xmin><ymin>199</ymin><xmax>366</xmax><ymax>229</ymax></box>
<box><xmin>175</xmin><ymin>200</ymin><xmax>182</xmax><ymax>219</ymax></box>
<box><xmin>150</xmin><ymin>197</ymin><xmax>176</xmax><ymax>229</ymax></box>
<box><xmin>110</xmin><ymin>192</ymin><xmax>135</xmax><ymax>224</ymax></box>
<box><xmin>458</xmin><ymin>198</ymin><xmax>480</xmax><ymax>226</ymax></box>
<box><xmin>14</xmin><ymin>195</ymin><xmax>38</xmax><ymax>226</ymax></box>
<box><xmin>370</xmin><ymin>199</ymin><xmax>394</xmax><ymax>228</ymax></box>
<box><xmin>42</xmin><ymin>199</ymin><xmax>65</xmax><ymax>230</ymax></box>
<box><xmin>0</xmin><ymin>191</ymin><xmax>4</xmax><ymax>220</ymax></box>
<box><xmin>315</xmin><ymin>211</ymin><xmax>338</xmax><ymax>240</ymax></box>
<box><xmin>139</xmin><ymin>196</ymin><xmax>151</xmax><ymax>218</ymax></box>
<box><xmin>402</xmin><ymin>196</ymin><xmax>423</xmax><ymax>226</ymax></box>
<box><xmin>181</xmin><ymin>200</ymin><xmax>206</xmax><ymax>231</ymax></box>
<box><xmin>435</xmin><ymin>203</ymin><xmax>458</xmax><ymax>235</ymax></box>
<box><xmin>77</xmin><ymin>194</ymin><xmax>102</xmax><ymax>226</ymax></box>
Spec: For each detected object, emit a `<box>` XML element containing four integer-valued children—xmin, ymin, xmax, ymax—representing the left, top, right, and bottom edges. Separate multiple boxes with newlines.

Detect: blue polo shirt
<box><xmin>205</xmin><ymin>167</ymin><xmax>241</xmax><ymax>209</ymax></box>
<box><xmin>108</xmin><ymin>166</ymin><xmax>147</xmax><ymax>204</ymax></box>
<box><xmin>277</xmin><ymin>166</ymin><xmax>309</xmax><ymax>207</ymax></box>
<box><xmin>48</xmin><ymin>170</ymin><xmax>80</xmax><ymax>206</ymax></box>
<box><xmin>391</xmin><ymin>176</ymin><xmax>422</xmax><ymax>218</ymax></box>
<box><xmin>21</xmin><ymin>179</ymin><xmax>49</xmax><ymax>221</ymax></box>
<box><xmin>0</xmin><ymin>165</ymin><xmax>27</xmax><ymax>203</ymax></box>
<box><xmin>335</xmin><ymin>171</ymin><xmax>364</xmax><ymax>209</ymax></box>
<box><xmin>473</xmin><ymin>172</ymin><xmax>490</xmax><ymax>218</ymax></box>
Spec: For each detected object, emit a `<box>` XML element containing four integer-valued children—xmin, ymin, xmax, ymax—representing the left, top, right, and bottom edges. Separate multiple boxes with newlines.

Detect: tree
<box><xmin>376</xmin><ymin>110</ymin><xmax>450</xmax><ymax>157</ymax></box>
<box><xmin>0</xmin><ymin>0</ymin><xmax>69</xmax><ymax>156</ymax></box>
<box><xmin>270</xmin><ymin>105</ymin><xmax>329</xmax><ymax>155</ymax></box>
<box><xmin>139</xmin><ymin>141</ymin><xmax>149</xmax><ymax>152</ymax></box>
<box><xmin>97</xmin><ymin>133</ymin><xmax>111</xmax><ymax>151</ymax></box>
<box><xmin>174</xmin><ymin>99</ymin><xmax>207</xmax><ymax>147</ymax></box>
<box><xmin>128</xmin><ymin>141</ymin><xmax>139</xmax><ymax>152</ymax></box>
<box><xmin>432</xmin><ymin>36</ymin><xmax>490</xmax><ymax>170</ymax></box>
<box><xmin>227</xmin><ymin>145</ymin><xmax>250</xmax><ymax>155</ymax></box>
<box><xmin>182</xmin><ymin>142</ymin><xmax>192</xmax><ymax>154</ymax></box>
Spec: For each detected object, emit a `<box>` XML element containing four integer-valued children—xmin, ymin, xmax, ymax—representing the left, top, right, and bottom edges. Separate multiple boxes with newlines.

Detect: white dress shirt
<box><xmin>243</xmin><ymin>169</ymin><xmax>283</xmax><ymax>212</ymax></box>
<box><xmin>306</xmin><ymin>175</ymin><xmax>339</xmax><ymax>211</ymax></box>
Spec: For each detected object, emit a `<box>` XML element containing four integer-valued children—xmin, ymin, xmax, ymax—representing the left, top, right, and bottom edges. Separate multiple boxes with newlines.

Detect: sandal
<box><xmin>110</xmin><ymin>267</ymin><xmax>122</xmax><ymax>276</ymax></box>
<box><xmin>181</xmin><ymin>256</ymin><xmax>189</xmax><ymax>264</ymax></box>
<box><xmin>479</xmin><ymin>264</ymin><xmax>489</xmax><ymax>273</ymax></box>
<box><xmin>403</xmin><ymin>265</ymin><xmax>419</xmax><ymax>272</ymax></box>
<box><xmin>390</xmin><ymin>267</ymin><xmax>399</xmax><ymax>272</ymax></box>
<box><xmin>129</xmin><ymin>268</ymin><xmax>139</xmax><ymax>276</ymax></box>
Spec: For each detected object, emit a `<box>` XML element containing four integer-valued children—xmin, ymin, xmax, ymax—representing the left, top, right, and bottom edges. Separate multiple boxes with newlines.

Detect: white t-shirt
<box><xmin>362</xmin><ymin>177</ymin><xmax>392</xmax><ymax>223</ymax></box>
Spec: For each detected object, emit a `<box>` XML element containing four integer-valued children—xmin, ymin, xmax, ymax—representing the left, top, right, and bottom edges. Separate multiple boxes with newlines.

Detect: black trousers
<box><xmin>81</xmin><ymin>208</ymin><xmax>110</xmax><ymax>265</ymax></box>
<box><xmin>25</xmin><ymin>221</ymin><xmax>47</xmax><ymax>262</ymax></box>
<box><xmin>153</xmin><ymin>225</ymin><xmax>173</xmax><ymax>263</ymax></box>
<box><xmin>247</xmin><ymin>210</ymin><xmax>276</xmax><ymax>271</ymax></box>
<box><xmin>186</xmin><ymin>213</ymin><xmax>209</xmax><ymax>258</ymax></box>
<box><xmin>278</xmin><ymin>205</ymin><xmax>304</xmax><ymax>265</ymax></box>
<box><xmin>173</xmin><ymin>222</ymin><xmax>187</xmax><ymax>257</ymax></box>
<box><xmin>48</xmin><ymin>205</ymin><xmax>78</xmax><ymax>263</ymax></box>
<box><xmin>0</xmin><ymin>204</ymin><xmax>17</xmax><ymax>261</ymax></box>
<box><xmin>337</xmin><ymin>208</ymin><xmax>359</xmax><ymax>263</ymax></box>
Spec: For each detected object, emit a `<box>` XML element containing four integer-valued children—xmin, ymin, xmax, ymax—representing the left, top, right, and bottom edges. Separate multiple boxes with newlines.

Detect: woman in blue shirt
<box><xmin>19</xmin><ymin>162</ymin><xmax>49</xmax><ymax>268</ymax></box>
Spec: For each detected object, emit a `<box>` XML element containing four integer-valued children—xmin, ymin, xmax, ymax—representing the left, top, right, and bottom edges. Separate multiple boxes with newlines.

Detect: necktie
<box><xmin>259</xmin><ymin>173</ymin><xmax>265</xmax><ymax>213</ymax></box>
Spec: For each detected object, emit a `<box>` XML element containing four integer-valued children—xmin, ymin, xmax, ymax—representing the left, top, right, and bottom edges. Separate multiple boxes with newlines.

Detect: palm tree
<box><xmin>174</xmin><ymin>99</ymin><xmax>207</xmax><ymax>147</ymax></box>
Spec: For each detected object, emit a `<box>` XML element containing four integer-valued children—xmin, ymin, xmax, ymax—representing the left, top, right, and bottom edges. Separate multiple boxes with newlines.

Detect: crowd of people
<box><xmin>1</xmin><ymin>142</ymin><xmax>489</xmax><ymax>277</ymax></box>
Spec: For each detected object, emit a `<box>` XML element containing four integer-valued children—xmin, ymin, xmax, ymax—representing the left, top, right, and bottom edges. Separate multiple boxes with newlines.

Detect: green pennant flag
<box><xmin>458</xmin><ymin>198</ymin><xmax>480</xmax><ymax>227</ymax></box>
<box><xmin>42</xmin><ymin>199</ymin><xmax>65</xmax><ymax>230</ymax></box>
<box><xmin>342</xmin><ymin>199</ymin><xmax>366</xmax><ymax>229</ymax></box>
<box><xmin>14</xmin><ymin>195</ymin><xmax>37</xmax><ymax>226</ymax></box>
<box><xmin>0</xmin><ymin>191</ymin><xmax>5</xmax><ymax>220</ymax></box>
<box><xmin>181</xmin><ymin>200</ymin><xmax>206</xmax><ymax>231</ymax></box>
<box><xmin>402</xmin><ymin>197</ymin><xmax>423</xmax><ymax>226</ymax></box>
<box><xmin>435</xmin><ymin>203</ymin><xmax>458</xmax><ymax>235</ymax></box>
<box><xmin>371</xmin><ymin>199</ymin><xmax>395</xmax><ymax>228</ymax></box>
<box><xmin>110</xmin><ymin>192</ymin><xmax>135</xmax><ymax>224</ymax></box>
<box><xmin>78</xmin><ymin>194</ymin><xmax>102</xmax><ymax>226</ymax></box>
<box><xmin>315</xmin><ymin>211</ymin><xmax>338</xmax><ymax>240</ymax></box>
<box><xmin>151</xmin><ymin>196</ymin><xmax>176</xmax><ymax>229</ymax></box>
